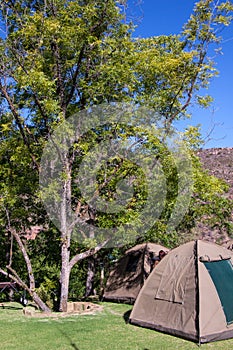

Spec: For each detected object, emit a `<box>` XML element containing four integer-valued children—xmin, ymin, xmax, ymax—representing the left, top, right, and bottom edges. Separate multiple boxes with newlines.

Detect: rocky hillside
<box><xmin>196</xmin><ymin>147</ymin><xmax>233</xmax><ymax>243</ymax></box>
<box><xmin>197</xmin><ymin>147</ymin><xmax>233</xmax><ymax>200</ymax></box>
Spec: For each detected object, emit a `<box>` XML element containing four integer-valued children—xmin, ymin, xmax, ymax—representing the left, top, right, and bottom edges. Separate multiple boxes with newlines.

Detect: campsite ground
<box><xmin>0</xmin><ymin>302</ymin><xmax>233</xmax><ymax>350</ymax></box>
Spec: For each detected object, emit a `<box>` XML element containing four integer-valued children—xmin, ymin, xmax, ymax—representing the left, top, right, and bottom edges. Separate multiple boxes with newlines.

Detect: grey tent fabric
<box><xmin>129</xmin><ymin>240</ymin><xmax>233</xmax><ymax>344</ymax></box>
<box><xmin>224</xmin><ymin>239</ymin><xmax>233</xmax><ymax>251</ymax></box>
<box><xmin>103</xmin><ymin>243</ymin><xmax>169</xmax><ymax>303</ymax></box>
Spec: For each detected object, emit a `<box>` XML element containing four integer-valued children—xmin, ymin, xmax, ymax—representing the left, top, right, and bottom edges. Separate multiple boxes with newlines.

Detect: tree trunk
<box><xmin>6</xmin><ymin>229</ymin><xmax>51</xmax><ymax>312</ymax></box>
<box><xmin>99</xmin><ymin>262</ymin><xmax>105</xmax><ymax>298</ymax></box>
<box><xmin>0</xmin><ymin>267</ymin><xmax>51</xmax><ymax>312</ymax></box>
<box><xmin>32</xmin><ymin>291</ymin><xmax>51</xmax><ymax>312</ymax></box>
<box><xmin>59</xmin><ymin>158</ymin><xmax>72</xmax><ymax>312</ymax></box>
<box><xmin>85</xmin><ymin>256</ymin><xmax>96</xmax><ymax>298</ymax></box>
<box><xmin>59</xmin><ymin>243</ymin><xmax>71</xmax><ymax>312</ymax></box>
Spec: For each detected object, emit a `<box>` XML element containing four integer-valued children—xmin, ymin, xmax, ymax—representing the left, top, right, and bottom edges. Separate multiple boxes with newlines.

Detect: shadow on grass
<box><xmin>123</xmin><ymin>309</ymin><xmax>132</xmax><ymax>324</ymax></box>
<box><xmin>58</xmin><ymin>327</ymin><xmax>80</xmax><ymax>350</ymax></box>
<box><xmin>0</xmin><ymin>304</ymin><xmax>23</xmax><ymax>310</ymax></box>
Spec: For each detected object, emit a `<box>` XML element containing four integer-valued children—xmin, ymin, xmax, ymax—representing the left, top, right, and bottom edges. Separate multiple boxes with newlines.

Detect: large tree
<box><xmin>0</xmin><ymin>0</ymin><xmax>232</xmax><ymax>311</ymax></box>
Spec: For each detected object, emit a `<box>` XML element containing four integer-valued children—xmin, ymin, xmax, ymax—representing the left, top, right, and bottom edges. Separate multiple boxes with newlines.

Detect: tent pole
<box><xmin>195</xmin><ymin>240</ymin><xmax>201</xmax><ymax>345</ymax></box>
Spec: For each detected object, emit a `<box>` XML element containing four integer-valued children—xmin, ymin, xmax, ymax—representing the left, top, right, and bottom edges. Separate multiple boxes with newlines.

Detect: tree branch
<box><xmin>69</xmin><ymin>239</ymin><xmax>110</xmax><ymax>271</ymax></box>
<box><xmin>0</xmin><ymin>82</ymin><xmax>39</xmax><ymax>170</ymax></box>
<box><xmin>5</xmin><ymin>266</ymin><xmax>51</xmax><ymax>312</ymax></box>
<box><xmin>5</xmin><ymin>265</ymin><xmax>31</xmax><ymax>294</ymax></box>
<box><xmin>8</xmin><ymin>45</ymin><xmax>50</xmax><ymax>128</ymax></box>
<box><xmin>51</xmin><ymin>39</ymin><xmax>66</xmax><ymax>116</ymax></box>
<box><xmin>64</xmin><ymin>43</ymin><xmax>86</xmax><ymax>109</ymax></box>
<box><xmin>10</xmin><ymin>229</ymin><xmax>36</xmax><ymax>291</ymax></box>
<box><xmin>167</xmin><ymin>51</ymin><xmax>206</xmax><ymax>128</ymax></box>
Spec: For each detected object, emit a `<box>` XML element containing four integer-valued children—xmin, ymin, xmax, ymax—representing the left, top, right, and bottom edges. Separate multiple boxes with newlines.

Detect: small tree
<box><xmin>0</xmin><ymin>0</ymin><xmax>232</xmax><ymax>311</ymax></box>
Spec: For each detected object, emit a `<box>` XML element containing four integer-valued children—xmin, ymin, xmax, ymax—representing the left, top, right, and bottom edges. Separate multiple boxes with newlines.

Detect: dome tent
<box><xmin>103</xmin><ymin>243</ymin><xmax>169</xmax><ymax>304</ymax></box>
<box><xmin>130</xmin><ymin>240</ymin><xmax>233</xmax><ymax>344</ymax></box>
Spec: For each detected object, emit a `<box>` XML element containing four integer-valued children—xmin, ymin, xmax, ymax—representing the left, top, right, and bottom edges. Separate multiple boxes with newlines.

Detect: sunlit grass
<box><xmin>0</xmin><ymin>302</ymin><xmax>233</xmax><ymax>350</ymax></box>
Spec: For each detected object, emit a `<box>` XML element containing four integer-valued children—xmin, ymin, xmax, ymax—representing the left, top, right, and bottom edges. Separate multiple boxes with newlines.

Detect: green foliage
<box><xmin>0</xmin><ymin>0</ymin><xmax>232</xmax><ymax>307</ymax></box>
<box><xmin>69</xmin><ymin>261</ymin><xmax>88</xmax><ymax>300</ymax></box>
<box><xmin>36</xmin><ymin>277</ymin><xmax>58</xmax><ymax>310</ymax></box>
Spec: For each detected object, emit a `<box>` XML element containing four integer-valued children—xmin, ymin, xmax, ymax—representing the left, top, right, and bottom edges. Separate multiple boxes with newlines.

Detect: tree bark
<box><xmin>31</xmin><ymin>291</ymin><xmax>51</xmax><ymax>312</ymax></box>
<box><xmin>85</xmin><ymin>256</ymin><xmax>96</xmax><ymax>298</ymax></box>
<box><xmin>59</xmin><ymin>243</ymin><xmax>71</xmax><ymax>312</ymax></box>
<box><xmin>59</xmin><ymin>238</ymin><xmax>109</xmax><ymax>311</ymax></box>
<box><xmin>11</xmin><ymin>229</ymin><xmax>36</xmax><ymax>290</ymax></box>
<box><xmin>58</xmin><ymin>158</ymin><xmax>72</xmax><ymax>312</ymax></box>
<box><xmin>3</xmin><ymin>222</ymin><xmax>51</xmax><ymax>312</ymax></box>
<box><xmin>69</xmin><ymin>239</ymin><xmax>109</xmax><ymax>270</ymax></box>
<box><xmin>0</xmin><ymin>267</ymin><xmax>50</xmax><ymax>312</ymax></box>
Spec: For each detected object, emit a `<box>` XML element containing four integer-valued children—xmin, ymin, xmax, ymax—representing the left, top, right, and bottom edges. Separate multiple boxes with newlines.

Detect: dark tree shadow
<box><xmin>123</xmin><ymin>309</ymin><xmax>132</xmax><ymax>324</ymax></box>
<box><xmin>58</xmin><ymin>327</ymin><xmax>80</xmax><ymax>350</ymax></box>
<box><xmin>0</xmin><ymin>304</ymin><xmax>23</xmax><ymax>310</ymax></box>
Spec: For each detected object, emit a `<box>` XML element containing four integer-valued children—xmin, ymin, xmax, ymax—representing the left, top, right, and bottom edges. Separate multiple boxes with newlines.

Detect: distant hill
<box><xmin>195</xmin><ymin>147</ymin><xmax>233</xmax><ymax>243</ymax></box>
<box><xmin>197</xmin><ymin>147</ymin><xmax>233</xmax><ymax>200</ymax></box>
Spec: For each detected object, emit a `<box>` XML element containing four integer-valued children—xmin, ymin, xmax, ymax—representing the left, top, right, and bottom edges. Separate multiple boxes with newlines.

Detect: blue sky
<box><xmin>127</xmin><ymin>0</ymin><xmax>233</xmax><ymax>148</ymax></box>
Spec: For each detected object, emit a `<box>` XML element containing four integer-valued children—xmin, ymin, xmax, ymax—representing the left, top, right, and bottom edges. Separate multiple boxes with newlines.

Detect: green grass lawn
<box><xmin>1</xmin><ymin>302</ymin><xmax>233</xmax><ymax>350</ymax></box>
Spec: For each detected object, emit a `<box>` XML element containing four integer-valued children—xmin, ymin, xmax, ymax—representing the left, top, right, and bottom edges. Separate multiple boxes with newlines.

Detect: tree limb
<box><xmin>64</xmin><ymin>43</ymin><xmax>86</xmax><ymax>109</ymax></box>
<box><xmin>0</xmin><ymin>82</ymin><xmax>39</xmax><ymax>170</ymax></box>
<box><xmin>10</xmin><ymin>229</ymin><xmax>36</xmax><ymax>291</ymax></box>
<box><xmin>69</xmin><ymin>239</ymin><xmax>110</xmax><ymax>271</ymax></box>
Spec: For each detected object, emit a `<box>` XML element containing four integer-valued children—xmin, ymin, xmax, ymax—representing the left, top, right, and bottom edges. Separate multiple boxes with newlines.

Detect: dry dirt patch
<box><xmin>23</xmin><ymin>301</ymin><xmax>103</xmax><ymax>318</ymax></box>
